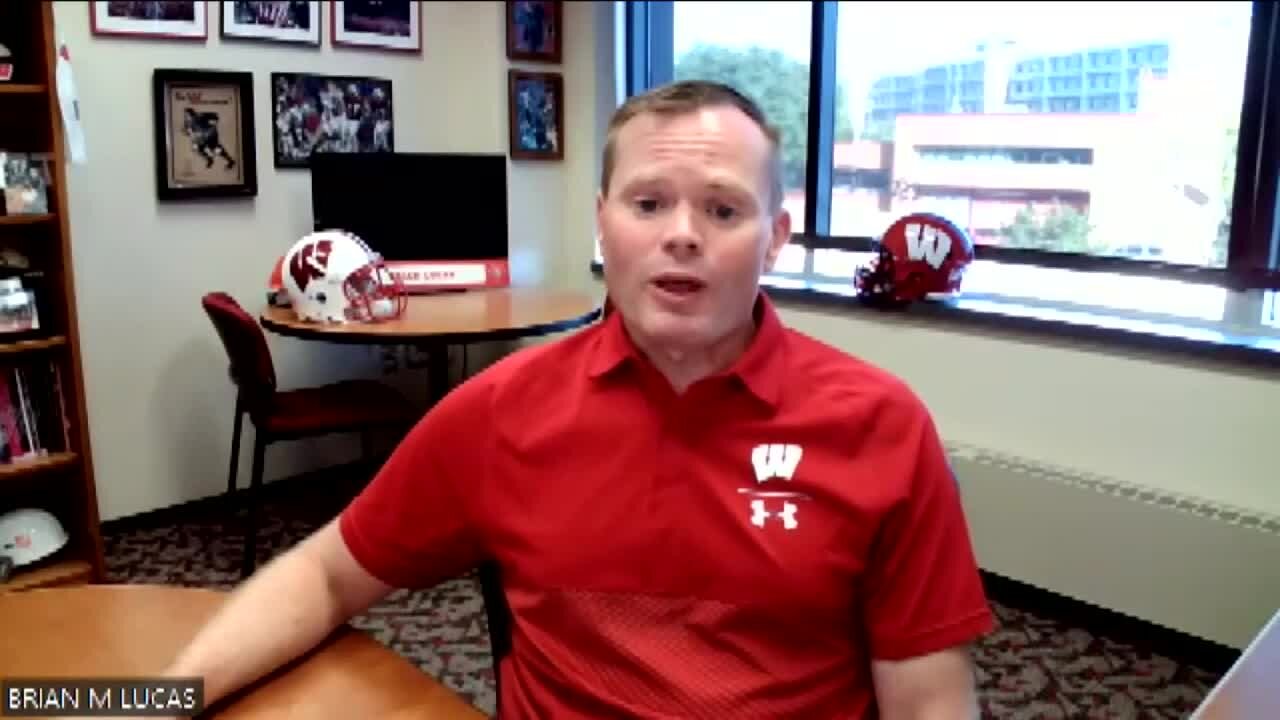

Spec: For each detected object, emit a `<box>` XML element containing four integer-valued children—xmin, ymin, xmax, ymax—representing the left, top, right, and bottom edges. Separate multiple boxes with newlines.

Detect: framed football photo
<box><xmin>508</xmin><ymin>70</ymin><xmax>564</xmax><ymax>161</ymax></box>
<box><xmin>91</xmin><ymin>1</ymin><xmax>208</xmax><ymax>40</ymax></box>
<box><xmin>221</xmin><ymin>1</ymin><xmax>321</xmax><ymax>45</ymax></box>
<box><xmin>270</xmin><ymin>72</ymin><xmax>394</xmax><ymax>169</ymax></box>
<box><xmin>152</xmin><ymin>69</ymin><xmax>258</xmax><ymax>200</ymax></box>
<box><xmin>331</xmin><ymin>1</ymin><xmax>421</xmax><ymax>53</ymax></box>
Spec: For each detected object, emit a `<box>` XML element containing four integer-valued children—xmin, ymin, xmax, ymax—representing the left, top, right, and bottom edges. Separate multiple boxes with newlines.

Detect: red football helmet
<box><xmin>854</xmin><ymin>212</ymin><xmax>976</xmax><ymax>305</ymax></box>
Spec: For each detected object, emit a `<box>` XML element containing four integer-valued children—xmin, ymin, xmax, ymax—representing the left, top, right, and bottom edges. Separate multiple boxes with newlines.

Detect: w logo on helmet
<box><xmin>905</xmin><ymin>222</ymin><xmax>952</xmax><ymax>270</ymax></box>
<box><xmin>289</xmin><ymin>239</ymin><xmax>332</xmax><ymax>291</ymax></box>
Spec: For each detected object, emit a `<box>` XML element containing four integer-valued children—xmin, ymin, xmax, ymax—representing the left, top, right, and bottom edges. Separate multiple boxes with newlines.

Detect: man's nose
<box><xmin>662</xmin><ymin>206</ymin><xmax>702</xmax><ymax>256</ymax></box>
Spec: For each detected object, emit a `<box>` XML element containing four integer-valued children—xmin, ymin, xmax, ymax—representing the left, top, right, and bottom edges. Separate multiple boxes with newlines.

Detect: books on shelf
<box><xmin>0</xmin><ymin>357</ymin><xmax>69</xmax><ymax>464</ymax></box>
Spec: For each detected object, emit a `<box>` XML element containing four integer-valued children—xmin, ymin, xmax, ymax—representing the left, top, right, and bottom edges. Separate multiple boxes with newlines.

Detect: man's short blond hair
<box><xmin>600</xmin><ymin>80</ymin><xmax>785</xmax><ymax>213</ymax></box>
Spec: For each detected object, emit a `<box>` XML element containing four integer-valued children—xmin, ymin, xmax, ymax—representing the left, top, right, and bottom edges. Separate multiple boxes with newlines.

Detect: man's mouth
<box><xmin>652</xmin><ymin>275</ymin><xmax>707</xmax><ymax>295</ymax></box>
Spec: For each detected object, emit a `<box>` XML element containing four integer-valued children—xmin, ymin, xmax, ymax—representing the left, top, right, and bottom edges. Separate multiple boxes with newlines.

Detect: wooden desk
<box><xmin>0</xmin><ymin>585</ymin><xmax>486</xmax><ymax>719</ymax></box>
<box><xmin>1192</xmin><ymin>608</ymin><xmax>1280</xmax><ymax>719</ymax></box>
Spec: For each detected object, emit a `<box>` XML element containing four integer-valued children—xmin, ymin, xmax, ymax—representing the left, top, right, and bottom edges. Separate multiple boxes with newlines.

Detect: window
<box><xmin>830</xmin><ymin>1</ymin><xmax>1250</xmax><ymax>269</ymax></box>
<box><xmin>1265</xmin><ymin>292</ymin><xmax>1280</xmax><ymax>328</ymax></box>
<box><xmin>670</xmin><ymin>1</ymin><xmax>813</xmax><ymax>226</ymax></box>
<box><xmin>619</xmin><ymin>1</ymin><xmax>1280</xmax><ymax>329</ymax></box>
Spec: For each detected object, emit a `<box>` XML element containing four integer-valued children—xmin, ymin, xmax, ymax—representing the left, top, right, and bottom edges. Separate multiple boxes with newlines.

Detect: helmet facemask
<box><xmin>343</xmin><ymin>259</ymin><xmax>406</xmax><ymax>322</ymax></box>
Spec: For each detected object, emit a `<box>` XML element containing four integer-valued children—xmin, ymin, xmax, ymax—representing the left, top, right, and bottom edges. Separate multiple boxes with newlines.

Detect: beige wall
<box><xmin>55</xmin><ymin>1</ymin><xmax>591</xmax><ymax>520</ymax></box>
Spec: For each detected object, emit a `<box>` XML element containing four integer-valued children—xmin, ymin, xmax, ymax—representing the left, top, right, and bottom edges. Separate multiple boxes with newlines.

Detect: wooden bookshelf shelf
<box><xmin>0</xmin><ymin>451</ymin><xmax>77</xmax><ymax>481</ymax></box>
<box><xmin>0</xmin><ymin>558</ymin><xmax>92</xmax><ymax>592</ymax></box>
<box><xmin>0</xmin><ymin>84</ymin><xmax>46</xmax><ymax>96</ymax></box>
<box><xmin>0</xmin><ymin>335</ymin><xmax>66</xmax><ymax>354</ymax></box>
<box><xmin>0</xmin><ymin>213</ymin><xmax>55</xmax><ymax>226</ymax></box>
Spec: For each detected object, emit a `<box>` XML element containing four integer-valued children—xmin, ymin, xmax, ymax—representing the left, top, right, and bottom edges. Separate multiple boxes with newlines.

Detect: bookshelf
<box><xmin>0</xmin><ymin>3</ymin><xmax>104</xmax><ymax>591</ymax></box>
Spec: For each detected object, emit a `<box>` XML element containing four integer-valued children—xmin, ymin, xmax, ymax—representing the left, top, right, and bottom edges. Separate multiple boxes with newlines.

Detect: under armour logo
<box><xmin>752</xmin><ymin>443</ymin><xmax>803</xmax><ymax>483</ymax></box>
<box><xmin>751</xmin><ymin>499</ymin><xmax>798</xmax><ymax>530</ymax></box>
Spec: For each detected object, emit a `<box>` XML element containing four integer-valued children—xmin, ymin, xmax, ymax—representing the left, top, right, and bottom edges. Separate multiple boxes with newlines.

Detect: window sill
<box><xmin>588</xmin><ymin>262</ymin><xmax>1280</xmax><ymax>370</ymax></box>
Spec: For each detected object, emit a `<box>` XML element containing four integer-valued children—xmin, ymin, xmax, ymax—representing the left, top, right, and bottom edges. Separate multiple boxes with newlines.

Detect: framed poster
<box><xmin>270</xmin><ymin>72</ymin><xmax>394</xmax><ymax>169</ymax></box>
<box><xmin>220</xmin><ymin>1</ymin><xmax>321</xmax><ymax>45</ymax></box>
<box><xmin>91</xmin><ymin>1</ymin><xmax>208</xmax><ymax>40</ymax></box>
<box><xmin>331</xmin><ymin>1</ymin><xmax>421</xmax><ymax>53</ymax></box>
<box><xmin>506</xmin><ymin>1</ymin><xmax>561</xmax><ymax>64</ymax></box>
<box><xmin>152</xmin><ymin>69</ymin><xmax>258</xmax><ymax>200</ymax></box>
<box><xmin>508</xmin><ymin>70</ymin><xmax>564</xmax><ymax>161</ymax></box>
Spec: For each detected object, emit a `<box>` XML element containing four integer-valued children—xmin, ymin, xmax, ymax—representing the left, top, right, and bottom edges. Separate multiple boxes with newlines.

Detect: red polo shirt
<box><xmin>339</xmin><ymin>292</ymin><xmax>994</xmax><ymax>718</ymax></box>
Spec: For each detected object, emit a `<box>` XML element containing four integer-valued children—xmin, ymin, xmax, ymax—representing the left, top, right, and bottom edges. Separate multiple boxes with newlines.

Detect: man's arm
<box><xmin>158</xmin><ymin>363</ymin><xmax>494</xmax><ymax>713</ymax></box>
<box><xmin>857</xmin><ymin>388</ymin><xmax>993</xmax><ymax>719</ymax></box>
<box><xmin>161</xmin><ymin>518</ymin><xmax>393</xmax><ymax>707</ymax></box>
<box><xmin>871</xmin><ymin>646</ymin><xmax>981</xmax><ymax>720</ymax></box>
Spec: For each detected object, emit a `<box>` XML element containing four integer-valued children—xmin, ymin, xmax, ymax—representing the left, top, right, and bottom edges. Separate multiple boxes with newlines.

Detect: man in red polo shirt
<box><xmin>161</xmin><ymin>80</ymin><xmax>993</xmax><ymax>718</ymax></box>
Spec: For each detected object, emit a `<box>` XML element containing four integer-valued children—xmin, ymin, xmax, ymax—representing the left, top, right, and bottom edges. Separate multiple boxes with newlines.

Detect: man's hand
<box><xmin>871</xmin><ymin>645</ymin><xmax>982</xmax><ymax>720</ymax></box>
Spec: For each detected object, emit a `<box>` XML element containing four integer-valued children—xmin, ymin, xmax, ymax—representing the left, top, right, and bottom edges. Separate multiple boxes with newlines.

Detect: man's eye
<box><xmin>635</xmin><ymin>198</ymin><xmax>659</xmax><ymax>213</ymax></box>
<box><xmin>711</xmin><ymin>204</ymin><xmax>737</xmax><ymax>221</ymax></box>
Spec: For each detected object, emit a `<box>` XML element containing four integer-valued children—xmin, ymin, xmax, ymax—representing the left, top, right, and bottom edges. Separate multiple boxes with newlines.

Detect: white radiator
<box><xmin>946</xmin><ymin>442</ymin><xmax>1280</xmax><ymax>649</ymax></box>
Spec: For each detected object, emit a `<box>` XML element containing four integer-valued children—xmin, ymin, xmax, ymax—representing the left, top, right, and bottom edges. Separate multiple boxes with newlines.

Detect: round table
<box><xmin>0</xmin><ymin>585</ymin><xmax>486</xmax><ymax>719</ymax></box>
<box><xmin>260</xmin><ymin>287</ymin><xmax>603</xmax><ymax>404</ymax></box>
<box><xmin>260</xmin><ymin>287</ymin><xmax>602</xmax><ymax>343</ymax></box>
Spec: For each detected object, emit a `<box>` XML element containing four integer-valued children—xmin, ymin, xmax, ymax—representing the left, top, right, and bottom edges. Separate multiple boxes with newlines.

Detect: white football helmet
<box><xmin>281</xmin><ymin>230</ymin><xmax>406</xmax><ymax>323</ymax></box>
<box><xmin>0</xmin><ymin>508</ymin><xmax>68</xmax><ymax>567</ymax></box>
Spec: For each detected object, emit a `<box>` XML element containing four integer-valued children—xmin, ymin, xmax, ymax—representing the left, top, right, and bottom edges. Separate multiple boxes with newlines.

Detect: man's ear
<box><xmin>763</xmin><ymin>208</ymin><xmax>793</xmax><ymax>271</ymax></box>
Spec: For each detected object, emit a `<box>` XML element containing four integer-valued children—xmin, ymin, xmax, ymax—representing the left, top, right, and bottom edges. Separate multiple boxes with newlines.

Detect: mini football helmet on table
<box><xmin>854</xmin><ymin>212</ymin><xmax>976</xmax><ymax>308</ymax></box>
<box><xmin>274</xmin><ymin>230</ymin><xmax>407</xmax><ymax>323</ymax></box>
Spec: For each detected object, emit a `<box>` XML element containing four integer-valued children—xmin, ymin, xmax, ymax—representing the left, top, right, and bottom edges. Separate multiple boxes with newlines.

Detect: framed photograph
<box><xmin>0</xmin><ymin>152</ymin><xmax>53</xmax><ymax>216</ymax></box>
<box><xmin>506</xmin><ymin>1</ymin><xmax>561</xmax><ymax>64</ymax></box>
<box><xmin>152</xmin><ymin>69</ymin><xmax>258</xmax><ymax>201</ymax></box>
<box><xmin>508</xmin><ymin>70</ymin><xmax>564</xmax><ymax>161</ymax></box>
<box><xmin>220</xmin><ymin>1</ymin><xmax>321</xmax><ymax>45</ymax></box>
<box><xmin>91</xmin><ymin>1</ymin><xmax>209</xmax><ymax>40</ymax></box>
<box><xmin>331</xmin><ymin>1</ymin><xmax>421</xmax><ymax>53</ymax></box>
<box><xmin>271</xmin><ymin>72</ymin><xmax>394</xmax><ymax>169</ymax></box>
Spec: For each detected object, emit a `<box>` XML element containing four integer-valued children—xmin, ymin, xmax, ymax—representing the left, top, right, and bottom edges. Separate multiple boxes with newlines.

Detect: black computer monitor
<box><xmin>308</xmin><ymin>151</ymin><xmax>509</xmax><ymax>264</ymax></box>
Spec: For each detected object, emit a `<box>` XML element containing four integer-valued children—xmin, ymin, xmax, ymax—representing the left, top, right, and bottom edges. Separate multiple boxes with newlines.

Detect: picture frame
<box><xmin>270</xmin><ymin>72</ymin><xmax>394</xmax><ymax>169</ymax></box>
<box><xmin>506</xmin><ymin>1</ymin><xmax>562</xmax><ymax>64</ymax></box>
<box><xmin>331</xmin><ymin>1</ymin><xmax>421</xmax><ymax>53</ymax></box>
<box><xmin>90</xmin><ymin>1</ymin><xmax>209</xmax><ymax>40</ymax></box>
<box><xmin>152</xmin><ymin>69</ymin><xmax>258</xmax><ymax>201</ymax></box>
<box><xmin>508</xmin><ymin>69</ymin><xmax>564</xmax><ymax>161</ymax></box>
<box><xmin>220</xmin><ymin>1</ymin><xmax>321</xmax><ymax>46</ymax></box>
<box><xmin>1</xmin><ymin>152</ymin><xmax>53</xmax><ymax>217</ymax></box>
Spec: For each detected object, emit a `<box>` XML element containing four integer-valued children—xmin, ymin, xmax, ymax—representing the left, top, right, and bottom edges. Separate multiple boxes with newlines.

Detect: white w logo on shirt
<box><xmin>905</xmin><ymin>223</ymin><xmax>952</xmax><ymax>270</ymax></box>
<box><xmin>752</xmin><ymin>444</ymin><xmax>803</xmax><ymax>483</ymax></box>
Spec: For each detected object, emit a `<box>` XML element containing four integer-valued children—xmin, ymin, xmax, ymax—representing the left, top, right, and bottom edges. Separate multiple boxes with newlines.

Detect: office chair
<box><xmin>201</xmin><ymin>291</ymin><xmax>415</xmax><ymax>578</ymax></box>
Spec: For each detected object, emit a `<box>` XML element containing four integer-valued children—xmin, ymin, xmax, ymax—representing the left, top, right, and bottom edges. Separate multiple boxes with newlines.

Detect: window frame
<box><xmin>623</xmin><ymin>0</ymin><xmax>1280</xmax><ymax>292</ymax></box>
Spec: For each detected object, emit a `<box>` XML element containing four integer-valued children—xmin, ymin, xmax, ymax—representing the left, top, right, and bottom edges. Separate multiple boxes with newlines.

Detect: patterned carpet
<box><xmin>101</xmin><ymin>467</ymin><xmax>1225</xmax><ymax>719</ymax></box>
